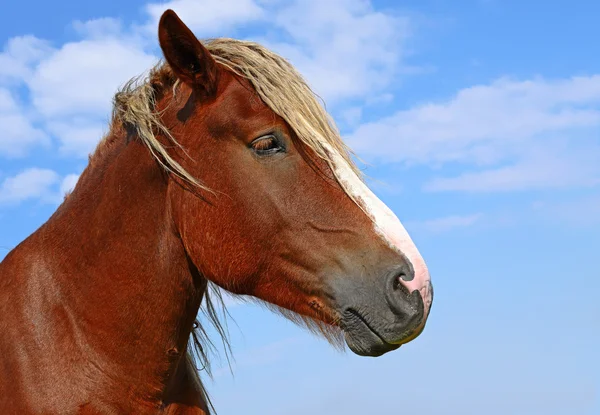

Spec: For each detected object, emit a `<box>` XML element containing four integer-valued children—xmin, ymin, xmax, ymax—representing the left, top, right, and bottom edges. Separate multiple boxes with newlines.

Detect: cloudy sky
<box><xmin>1</xmin><ymin>0</ymin><xmax>598</xmax><ymax>414</ymax></box>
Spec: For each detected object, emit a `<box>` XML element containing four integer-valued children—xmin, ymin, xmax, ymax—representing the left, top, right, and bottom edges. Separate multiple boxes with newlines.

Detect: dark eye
<box><xmin>250</xmin><ymin>134</ymin><xmax>285</xmax><ymax>156</ymax></box>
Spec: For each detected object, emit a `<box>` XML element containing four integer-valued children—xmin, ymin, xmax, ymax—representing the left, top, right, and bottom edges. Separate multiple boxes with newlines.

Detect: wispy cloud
<box><xmin>0</xmin><ymin>168</ymin><xmax>78</xmax><ymax>205</ymax></box>
<box><xmin>0</xmin><ymin>88</ymin><xmax>50</xmax><ymax>157</ymax></box>
<box><xmin>26</xmin><ymin>34</ymin><xmax>156</xmax><ymax>156</ymax></box>
<box><xmin>0</xmin><ymin>35</ymin><xmax>52</xmax><ymax>84</ymax></box>
<box><xmin>259</xmin><ymin>0</ymin><xmax>411</xmax><ymax>104</ymax></box>
<box><xmin>144</xmin><ymin>0</ymin><xmax>265</xmax><ymax>36</ymax></box>
<box><xmin>424</xmin><ymin>144</ymin><xmax>600</xmax><ymax>192</ymax></box>
<box><xmin>0</xmin><ymin>168</ymin><xmax>58</xmax><ymax>205</ymax></box>
<box><xmin>347</xmin><ymin>76</ymin><xmax>600</xmax><ymax>192</ymax></box>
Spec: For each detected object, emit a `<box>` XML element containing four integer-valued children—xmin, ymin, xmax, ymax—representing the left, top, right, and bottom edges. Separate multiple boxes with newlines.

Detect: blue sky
<box><xmin>1</xmin><ymin>0</ymin><xmax>598</xmax><ymax>414</ymax></box>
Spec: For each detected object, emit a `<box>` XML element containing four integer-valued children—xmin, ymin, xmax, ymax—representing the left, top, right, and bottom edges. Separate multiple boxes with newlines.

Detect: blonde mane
<box><xmin>109</xmin><ymin>37</ymin><xmax>362</xmax><ymax>194</ymax></box>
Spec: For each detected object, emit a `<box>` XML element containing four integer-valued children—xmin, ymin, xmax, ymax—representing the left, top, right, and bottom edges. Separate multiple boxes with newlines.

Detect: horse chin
<box><xmin>341</xmin><ymin>310</ymin><xmax>401</xmax><ymax>357</ymax></box>
<box><xmin>344</xmin><ymin>333</ymin><xmax>400</xmax><ymax>357</ymax></box>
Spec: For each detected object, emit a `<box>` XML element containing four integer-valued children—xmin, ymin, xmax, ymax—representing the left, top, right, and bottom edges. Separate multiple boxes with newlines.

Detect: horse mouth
<box><xmin>341</xmin><ymin>309</ymin><xmax>401</xmax><ymax>357</ymax></box>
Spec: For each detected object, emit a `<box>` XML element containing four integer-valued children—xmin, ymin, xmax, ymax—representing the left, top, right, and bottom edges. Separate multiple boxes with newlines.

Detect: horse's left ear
<box><xmin>158</xmin><ymin>9</ymin><xmax>218</xmax><ymax>96</ymax></box>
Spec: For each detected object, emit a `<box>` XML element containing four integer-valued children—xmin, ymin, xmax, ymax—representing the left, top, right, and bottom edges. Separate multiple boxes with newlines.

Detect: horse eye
<box><xmin>250</xmin><ymin>134</ymin><xmax>284</xmax><ymax>155</ymax></box>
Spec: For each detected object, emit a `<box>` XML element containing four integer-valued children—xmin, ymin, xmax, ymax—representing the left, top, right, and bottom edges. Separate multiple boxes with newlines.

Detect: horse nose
<box><xmin>383</xmin><ymin>263</ymin><xmax>428</xmax><ymax>335</ymax></box>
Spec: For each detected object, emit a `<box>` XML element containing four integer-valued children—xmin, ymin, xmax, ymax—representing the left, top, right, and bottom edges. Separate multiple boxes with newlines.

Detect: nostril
<box><xmin>390</xmin><ymin>271</ymin><xmax>410</xmax><ymax>296</ymax></box>
<box><xmin>399</xmin><ymin>272</ymin><xmax>413</xmax><ymax>282</ymax></box>
<box><xmin>388</xmin><ymin>260</ymin><xmax>415</xmax><ymax>290</ymax></box>
<box><xmin>385</xmin><ymin>267</ymin><xmax>424</xmax><ymax>324</ymax></box>
<box><xmin>392</xmin><ymin>273</ymin><xmax>404</xmax><ymax>289</ymax></box>
<box><xmin>393</xmin><ymin>272</ymin><xmax>413</xmax><ymax>289</ymax></box>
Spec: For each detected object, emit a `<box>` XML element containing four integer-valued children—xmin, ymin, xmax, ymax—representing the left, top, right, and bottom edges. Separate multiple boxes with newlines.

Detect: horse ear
<box><xmin>158</xmin><ymin>9</ymin><xmax>218</xmax><ymax>96</ymax></box>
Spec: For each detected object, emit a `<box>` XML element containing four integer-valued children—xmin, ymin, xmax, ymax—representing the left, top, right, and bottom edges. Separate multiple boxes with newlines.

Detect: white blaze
<box><xmin>326</xmin><ymin>146</ymin><xmax>433</xmax><ymax>318</ymax></box>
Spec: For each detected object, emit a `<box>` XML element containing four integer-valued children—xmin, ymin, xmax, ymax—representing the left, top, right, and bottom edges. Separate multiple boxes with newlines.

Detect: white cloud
<box><xmin>422</xmin><ymin>138</ymin><xmax>600</xmax><ymax>193</ymax></box>
<box><xmin>0</xmin><ymin>168</ymin><xmax>60</xmax><ymax>205</ymax></box>
<box><xmin>347</xmin><ymin>75</ymin><xmax>600</xmax><ymax>192</ymax></box>
<box><xmin>261</xmin><ymin>0</ymin><xmax>411</xmax><ymax>104</ymax></box>
<box><xmin>0</xmin><ymin>35</ymin><xmax>53</xmax><ymax>84</ymax></box>
<box><xmin>72</xmin><ymin>17</ymin><xmax>124</xmax><ymax>40</ymax></box>
<box><xmin>0</xmin><ymin>88</ymin><xmax>50</xmax><ymax>157</ymax></box>
<box><xmin>46</xmin><ymin>120</ymin><xmax>108</xmax><ymax>157</ymax></box>
<box><xmin>60</xmin><ymin>174</ymin><xmax>80</xmax><ymax>195</ymax></box>
<box><xmin>28</xmin><ymin>39</ymin><xmax>156</xmax><ymax>118</ymax></box>
<box><xmin>0</xmin><ymin>113</ymin><xmax>50</xmax><ymax>157</ymax></box>
<box><xmin>0</xmin><ymin>88</ymin><xmax>16</xmax><ymax>112</ymax></box>
<box><xmin>144</xmin><ymin>0</ymin><xmax>265</xmax><ymax>36</ymax></box>
<box><xmin>0</xmin><ymin>18</ymin><xmax>156</xmax><ymax>158</ymax></box>
<box><xmin>0</xmin><ymin>168</ymin><xmax>81</xmax><ymax>206</ymax></box>
<box><xmin>16</xmin><ymin>27</ymin><xmax>157</xmax><ymax>158</ymax></box>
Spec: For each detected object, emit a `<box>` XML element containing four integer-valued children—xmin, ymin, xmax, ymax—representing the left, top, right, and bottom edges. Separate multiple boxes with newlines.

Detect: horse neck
<box><xmin>25</xmin><ymin>131</ymin><xmax>207</xmax><ymax>399</ymax></box>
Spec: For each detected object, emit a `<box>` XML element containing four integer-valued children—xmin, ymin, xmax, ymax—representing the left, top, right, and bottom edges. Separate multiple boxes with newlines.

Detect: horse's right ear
<box><xmin>158</xmin><ymin>9</ymin><xmax>218</xmax><ymax>96</ymax></box>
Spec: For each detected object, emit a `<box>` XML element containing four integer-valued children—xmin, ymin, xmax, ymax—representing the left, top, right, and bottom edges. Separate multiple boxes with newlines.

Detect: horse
<box><xmin>0</xmin><ymin>9</ymin><xmax>433</xmax><ymax>414</ymax></box>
